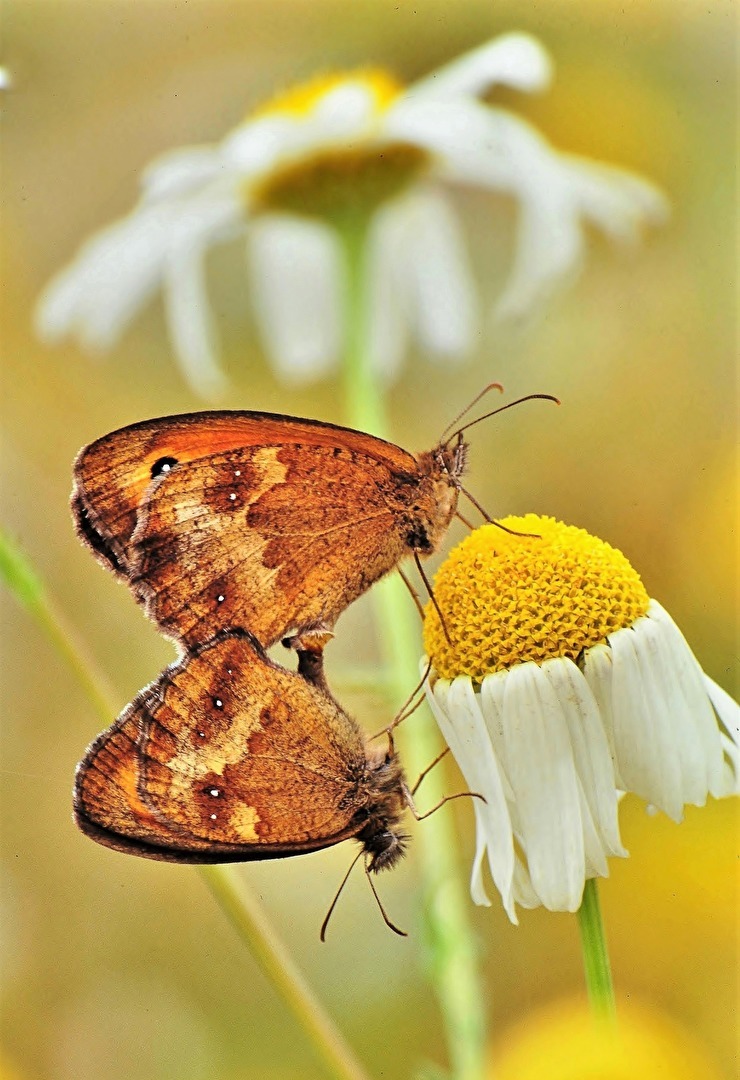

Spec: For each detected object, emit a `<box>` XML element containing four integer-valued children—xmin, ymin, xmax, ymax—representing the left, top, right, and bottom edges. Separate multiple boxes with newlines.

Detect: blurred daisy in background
<box><xmin>422</xmin><ymin>515</ymin><xmax>740</xmax><ymax>922</ymax></box>
<box><xmin>36</xmin><ymin>32</ymin><xmax>668</xmax><ymax>398</ymax></box>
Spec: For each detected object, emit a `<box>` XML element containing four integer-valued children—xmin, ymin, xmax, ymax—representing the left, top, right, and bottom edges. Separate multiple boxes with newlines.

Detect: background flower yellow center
<box><xmin>424</xmin><ymin>515</ymin><xmax>650</xmax><ymax>681</ymax></box>
<box><xmin>253</xmin><ymin>69</ymin><xmax>402</xmax><ymax>121</ymax></box>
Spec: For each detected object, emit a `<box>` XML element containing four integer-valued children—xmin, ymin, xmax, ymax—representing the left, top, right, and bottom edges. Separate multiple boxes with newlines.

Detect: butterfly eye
<box><xmin>150</xmin><ymin>456</ymin><xmax>179</xmax><ymax>478</ymax></box>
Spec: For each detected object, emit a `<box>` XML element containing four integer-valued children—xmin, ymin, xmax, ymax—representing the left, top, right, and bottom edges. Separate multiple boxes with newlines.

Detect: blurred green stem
<box><xmin>577</xmin><ymin>879</ymin><xmax>616</xmax><ymax>1020</ymax></box>
<box><xmin>338</xmin><ymin>220</ymin><xmax>487</xmax><ymax>1080</ymax></box>
<box><xmin>201</xmin><ymin>867</ymin><xmax>372</xmax><ymax>1080</ymax></box>
<box><xmin>0</xmin><ymin>527</ymin><xmax>374</xmax><ymax>1080</ymax></box>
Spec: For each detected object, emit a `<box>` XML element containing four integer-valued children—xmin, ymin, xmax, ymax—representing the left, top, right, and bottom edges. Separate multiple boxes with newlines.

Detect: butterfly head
<box><xmin>358</xmin><ymin>744</ymin><xmax>410</xmax><ymax>873</ymax></box>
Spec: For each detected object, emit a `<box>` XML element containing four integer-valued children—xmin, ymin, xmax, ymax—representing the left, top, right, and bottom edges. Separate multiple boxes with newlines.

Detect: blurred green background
<box><xmin>1</xmin><ymin>2</ymin><xmax>737</xmax><ymax>1078</ymax></box>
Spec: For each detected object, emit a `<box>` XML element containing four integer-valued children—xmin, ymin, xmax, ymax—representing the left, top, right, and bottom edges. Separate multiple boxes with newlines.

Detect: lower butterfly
<box><xmin>74</xmin><ymin>628</ymin><xmax>413</xmax><ymax>933</ymax></box>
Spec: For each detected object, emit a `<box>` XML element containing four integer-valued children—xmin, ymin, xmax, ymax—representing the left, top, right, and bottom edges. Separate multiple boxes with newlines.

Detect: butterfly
<box><xmin>74</xmin><ymin>628</ymin><xmax>411</xmax><ymax>882</ymax></box>
<box><xmin>71</xmin><ymin>407</ymin><xmax>471</xmax><ymax>654</ymax></box>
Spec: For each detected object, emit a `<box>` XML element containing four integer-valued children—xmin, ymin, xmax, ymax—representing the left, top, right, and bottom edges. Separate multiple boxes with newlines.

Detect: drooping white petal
<box><xmin>647</xmin><ymin>602</ymin><xmax>726</xmax><ymax>797</ymax></box>
<box><xmin>501</xmin><ymin>662</ymin><xmax>585</xmax><ymax>912</ymax></box>
<box><xmin>246</xmin><ymin>213</ymin><xmax>341</xmax><ymax>383</ymax></box>
<box><xmin>393</xmin><ymin>96</ymin><xmax>665</xmax><ymax>321</ymax></box>
<box><xmin>511</xmin><ymin>854</ymin><xmax>542</xmax><ymax>910</ymax></box>
<box><xmin>557</xmin><ymin>156</ymin><xmax>669</xmax><ymax>243</ymax></box>
<box><xmin>637</xmin><ymin>614</ymin><xmax>714</xmax><ymax>806</ymax></box>
<box><xmin>542</xmin><ymin>658</ymin><xmax>626</xmax><ymax>857</ymax></box>
<box><xmin>426</xmin><ymin>674</ymin><xmax>516</xmax><ymax>920</ymax></box>
<box><xmin>716</xmin><ymin>734</ymin><xmax>740</xmax><ymax>797</ymax></box>
<box><xmin>401</xmin><ymin>188</ymin><xmax>478</xmax><ymax>360</ymax></box>
<box><xmin>222</xmin><ymin>115</ymin><xmax>302</xmax><ymax>175</ymax></box>
<box><xmin>580</xmin><ymin>643</ymin><xmax>627</xmax><ymax>790</ymax></box>
<box><xmin>704</xmin><ymin>676</ymin><xmax>740</xmax><ymax>752</ymax></box>
<box><xmin>410</xmin><ymin>33</ymin><xmax>553</xmax><ymax>101</ymax></box>
<box><xmin>609</xmin><ymin>624</ymin><xmax>685</xmax><ymax>821</ymax></box>
<box><xmin>160</xmin><ymin>190</ymin><xmax>243</xmax><ymax>397</ymax></box>
<box><xmin>141</xmin><ymin>147</ymin><xmax>226</xmax><ymax>203</ymax></box>
<box><xmin>36</xmin><ymin>206</ymin><xmax>175</xmax><ymax>350</ymax></box>
<box><xmin>576</xmin><ymin>777</ymin><xmax>609</xmax><ymax>878</ymax></box>
<box><xmin>163</xmin><ymin>249</ymin><xmax>225</xmax><ymax>400</ymax></box>
<box><xmin>478</xmin><ymin>671</ymin><xmax>515</xmax><ymax>799</ymax></box>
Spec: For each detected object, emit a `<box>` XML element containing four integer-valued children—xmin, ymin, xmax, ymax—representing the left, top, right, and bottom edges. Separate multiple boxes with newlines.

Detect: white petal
<box><xmin>559</xmin><ymin>156</ymin><xmax>670</xmax><ymax>242</ymax></box>
<box><xmin>637</xmin><ymin>614</ymin><xmax>713</xmax><ymax>806</ymax></box>
<box><xmin>365</xmin><ymin>202</ymin><xmax>413</xmax><ymax>381</ymax></box>
<box><xmin>609</xmin><ymin>624</ymin><xmax>684</xmax><ymax>820</ymax></box>
<box><xmin>478</xmin><ymin>671</ymin><xmax>515</xmax><ymax>799</ymax></box>
<box><xmin>576</xmin><ymin>776</ymin><xmax>609</xmax><ymax>878</ymax></box>
<box><xmin>224</xmin><ymin>80</ymin><xmax>380</xmax><ymax>179</ymax></box>
<box><xmin>501</xmin><ymin>663</ymin><xmax>585</xmax><ymax>912</ymax></box>
<box><xmin>426</xmin><ymin>675</ymin><xmax>516</xmax><ymax>920</ymax></box>
<box><xmin>163</xmin><ymin>249</ymin><xmax>226</xmax><ymax>400</ymax></box>
<box><xmin>581</xmin><ymin>643</ymin><xmax>627</xmax><ymax>789</ymax></box>
<box><xmin>393</xmin><ymin>97</ymin><xmax>665</xmax><ymax>320</ymax></box>
<box><xmin>716</xmin><ymin>734</ymin><xmax>740</xmax><ymax>797</ymax></box>
<box><xmin>647</xmin><ymin>602</ymin><xmax>725</xmax><ymax>797</ymax></box>
<box><xmin>160</xmin><ymin>190</ymin><xmax>242</xmax><ymax>398</ymax></box>
<box><xmin>704</xmin><ymin>676</ymin><xmax>740</xmax><ymax>750</ymax></box>
<box><xmin>409</xmin><ymin>33</ymin><xmax>553</xmax><ymax>100</ymax></box>
<box><xmin>222</xmin><ymin>115</ymin><xmax>301</xmax><ymax>175</ymax></box>
<box><xmin>141</xmin><ymin>147</ymin><xmax>226</xmax><ymax>203</ymax></box>
<box><xmin>542</xmin><ymin>658</ymin><xmax>625</xmax><ymax>857</ymax></box>
<box><xmin>511</xmin><ymin>854</ymin><xmax>542</xmax><ymax>910</ymax></box>
<box><xmin>36</xmin><ymin>206</ymin><xmax>173</xmax><ymax>349</ymax></box>
<box><xmin>246</xmin><ymin>213</ymin><xmax>341</xmax><ymax>383</ymax></box>
<box><xmin>402</xmin><ymin>189</ymin><xmax>478</xmax><ymax>359</ymax></box>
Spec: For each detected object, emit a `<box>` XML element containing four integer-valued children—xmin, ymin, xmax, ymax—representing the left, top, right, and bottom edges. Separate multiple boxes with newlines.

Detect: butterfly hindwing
<box><xmin>74</xmin><ymin>630</ymin><xmax>373</xmax><ymax>863</ymax></box>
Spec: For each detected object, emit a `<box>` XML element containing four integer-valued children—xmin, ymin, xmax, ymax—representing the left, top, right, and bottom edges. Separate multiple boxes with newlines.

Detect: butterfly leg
<box><xmin>402</xmin><ymin>775</ymin><xmax>486</xmax><ymax>821</ymax></box>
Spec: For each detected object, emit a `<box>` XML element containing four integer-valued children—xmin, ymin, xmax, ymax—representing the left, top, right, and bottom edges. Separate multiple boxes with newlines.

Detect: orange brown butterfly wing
<box><xmin>72</xmin><ymin>411</ymin><xmax>417</xmax><ymax>574</ymax></box>
<box><xmin>74</xmin><ymin>630</ymin><xmax>372</xmax><ymax>862</ymax></box>
<box><xmin>131</xmin><ymin>441</ymin><xmax>418</xmax><ymax>647</ymax></box>
<box><xmin>73</xmin><ymin>412</ymin><xmax>426</xmax><ymax>646</ymax></box>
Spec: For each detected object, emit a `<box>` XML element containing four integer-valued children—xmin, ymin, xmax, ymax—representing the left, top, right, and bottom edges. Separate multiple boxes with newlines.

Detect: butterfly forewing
<box><xmin>72</xmin><ymin>411</ymin><xmax>444</xmax><ymax>648</ymax></box>
<box><xmin>131</xmin><ymin>442</ymin><xmax>408</xmax><ymax>647</ymax></box>
<box><xmin>74</xmin><ymin>631</ymin><xmax>374</xmax><ymax>862</ymax></box>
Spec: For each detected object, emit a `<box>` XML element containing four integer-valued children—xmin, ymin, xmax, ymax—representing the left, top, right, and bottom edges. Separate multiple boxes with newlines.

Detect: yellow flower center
<box><xmin>424</xmin><ymin>515</ymin><xmax>650</xmax><ymax>681</ymax></box>
<box><xmin>249</xmin><ymin>69</ymin><xmax>429</xmax><ymax>224</ymax></box>
<box><xmin>253</xmin><ymin>69</ymin><xmax>403</xmax><ymax>121</ymax></box>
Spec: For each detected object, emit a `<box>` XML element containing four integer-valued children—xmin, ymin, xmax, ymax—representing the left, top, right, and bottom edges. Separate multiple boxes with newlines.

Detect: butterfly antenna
<box><xmin>397</xmin><ymin>565</ymin><xmax>425</xmax><ymax>620</ymax></box>
<box><xmin>455</xmin><ymin>510</ymin><xmax>476</xmax><ymax>531</ymax></box>
<box><xmin>461</xmin><ymin>486</ymin><xmax>543</xmax><ymax>539</ymax></box>
<box><xmin>364</xmin><ymin>856</ymin><xmax>407</xmax><ymax>937</ymax></box>
<box><xmin>320</xmin><ymin>849</ymin><xmax>364</xmax><ymax>942</ymax></box>
<box><xmin>437</xmin><ymin>382</ymin><xmax>504</xmax><ymax>444</ymax></box>
<box><xmin>446</xmin><ymin>393</ymin><xmax>560</xmax><ymax>445</ymax></box>
<box><xmin>413</xmin><ymin>551</ymin><xmax>451</xmax><ymax>644</ymax></box>
<box><xmin>460</xmin><ymin>484</ymin><xmax>494</xmax><ymax>523</ymax></box>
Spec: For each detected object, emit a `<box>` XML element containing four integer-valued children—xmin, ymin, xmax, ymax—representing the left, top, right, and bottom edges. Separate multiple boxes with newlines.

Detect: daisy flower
<box><xmin>36</xmin><ymin>33</ymin><xmax>668</xmax><ymax>398</ymax></box>
<box><xmin>422</xmin><ymin>515</ymin><xmax>739</xmax><ymax>923</ymax></box>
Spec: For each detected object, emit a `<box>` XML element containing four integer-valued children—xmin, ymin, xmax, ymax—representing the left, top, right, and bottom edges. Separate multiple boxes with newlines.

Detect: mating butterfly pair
<box><xmin>72</xmin><ymin>395</ymin><xmax>555</xmax><ymax>929</ymax></box>
<box><xmin>71</xmin><ymin>407</ymin><xmax>478</xmax><ymax>899</ymax></box>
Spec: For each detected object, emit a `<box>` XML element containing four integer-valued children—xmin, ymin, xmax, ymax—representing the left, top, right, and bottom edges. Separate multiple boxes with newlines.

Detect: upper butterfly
<box><xmin>71</xmin><ymin>410</ymin><xmax>466</xmax><ymax>650</ymax></box>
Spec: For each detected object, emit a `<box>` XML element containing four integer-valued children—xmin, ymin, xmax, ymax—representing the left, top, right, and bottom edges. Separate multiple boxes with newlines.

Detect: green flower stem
<box><xmin>201</xmin><ymin>867</ymin><xmax>371</xmax><ymax>1080</ymax></box>
<box><xmin>576</xmin><ymin>878</ymin><xmax>616</xmax><ymax>1020</ymax></box>
<box><xmin>338</xmin><ymin>221</ymin><xmax>487</xmax><ymax>1080</ymax></box>
<box><xmin>0</xmin><ymin>527</ymin><xmax>118</xmax><ymax>724</ymax></box>
<box><xmin>1</xmin><ymin>527</ymin><xmax>374</xmax><ymax>1080</ymax></box>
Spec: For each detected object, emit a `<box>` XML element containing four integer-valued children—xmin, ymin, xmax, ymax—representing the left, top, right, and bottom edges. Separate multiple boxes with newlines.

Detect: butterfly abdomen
<box><xmin>356</xmin><ymin>746</ymin><xmax>410</xmax><ymax>873</ymax></box>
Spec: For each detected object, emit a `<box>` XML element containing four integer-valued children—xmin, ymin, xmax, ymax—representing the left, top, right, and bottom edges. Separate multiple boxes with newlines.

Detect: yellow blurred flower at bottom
<box><xmin>492</xmin><ymin>998</ymin><xmax>723</xmax><ymax>1080</ymax></box>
